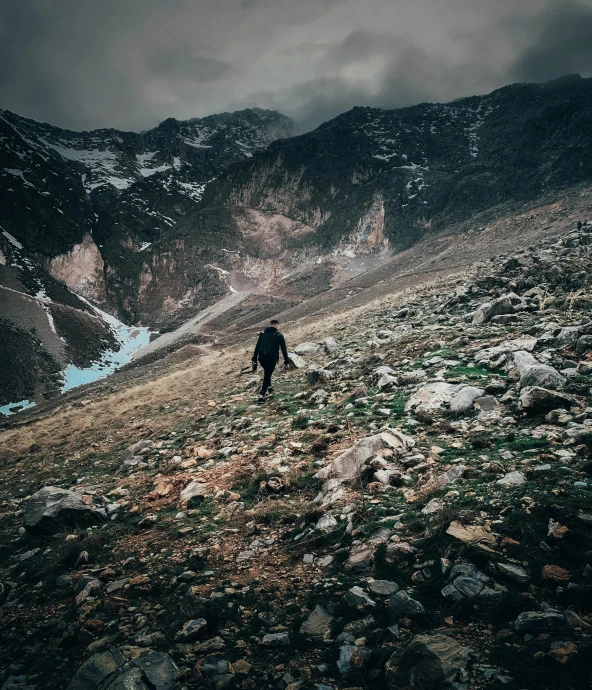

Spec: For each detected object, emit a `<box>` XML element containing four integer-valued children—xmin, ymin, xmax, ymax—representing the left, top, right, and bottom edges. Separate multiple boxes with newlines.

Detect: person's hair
<box><xmin>270</xmin><ymin>319</ymin><xmax>279</xmax><ymax>325</ymax></box>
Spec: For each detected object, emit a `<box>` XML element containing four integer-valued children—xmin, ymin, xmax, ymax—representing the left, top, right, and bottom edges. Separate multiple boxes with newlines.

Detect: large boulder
<box><xmin>24</xmin><ymin>487</ymin><xmax>105</xmax><ymax>533</ymax></box>
<box><xmin>474</xmin><ymin>337</ymin><xmax>537</xmax><ymax>366</ymax></box>
<box><xmin>405</xmin><ymin>382</ymin><xmax>461</xmax><ymax>418</ymax></box>
<box><xmin>385</xmin><ymin>634</ymin><xmax>470</xmax><ymax>689</ymax></box>
<box><xmin>519</xmin><ymin>364</ymin><xmax>566</xmax><ymax>390</ymax></box>
<box><xmin>472</xmin><ymin>292</ymin><xmax>525</xmax><ymax>325</ymax></box>
<box><xmin>448</xmin><ymin>386</ymin><xmax>484</xmax><ymax>414</ymax></box>
<box><xmin>512</xmin><ymin>351</ymin><xmax>539</xmax><ymax>370</ymax></box>
<box><xmin>555</xmin><ymin>326</ymin><xmax>580</xmax><ymax>347</ymax></box>
<box><xmin>519</xmin><ymin>386</ymin><xmax>573</xmax><ymax>412</ymax></box>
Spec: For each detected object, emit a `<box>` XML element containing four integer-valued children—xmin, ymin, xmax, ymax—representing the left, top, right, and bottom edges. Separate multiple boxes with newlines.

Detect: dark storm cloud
<box><xmin>147</xmin><ymin>48</ymin><xmax>231</xmax><ymax>83</ymax></box>
<box><xmin>0</xmin><ymin>0</ymin><xmax>591</xmax><ymax>133</ymax></box>
<box><xmin>509</xmin><ymin>1</ymin><xmax>592</xmax><ymax>82</ymax></box>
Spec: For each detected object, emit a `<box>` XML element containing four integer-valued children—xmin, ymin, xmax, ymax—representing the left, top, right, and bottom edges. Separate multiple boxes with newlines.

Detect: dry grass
<box><xmin>0</xmin><ymin>267</ymin><xmax>468</xmax><ymax>469</ymax></box>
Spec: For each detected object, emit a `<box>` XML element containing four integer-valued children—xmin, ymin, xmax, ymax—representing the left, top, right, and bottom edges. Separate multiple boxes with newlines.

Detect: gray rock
<box><xmin>497</xmin><ymin>562</ymin><xmax>530</xmax><ymax>583</ymax></box>
<box><xmin>66</xmin><ymin>648</ymin><xmax>176</xmax><ymax>690</ymax></box>
<box><xmin>453</xmin><ymin>576</ymin><xmax>484</xmax><ymax>598</ymax></box>
<box><xmin>512</xmin><ymin>350</ymin><xmax>539</xmax><ymax>370</ymax></box>
<box><xmin>564</xmin><ymin>609</ymin><xmax>592</xmax><ymax>631</ymax></box>
<box><xmin>66</xmin><ymin>648</ymin><xmax>126</xmax><ymax>690</ymax></box>
<box><xmin>421</xmin><ymin>498</ymin><xmax>445</xmax><ymax>514</ymax></box>
<box><xmin>300</xmin><ymin>605</ymin><xmax>333</xmax><ymax>640</ymax></box>
<box><xmin>519</xmin><ymin>364</ymin><xmax>566</xmax><ymax>390</ymax></box>
<box><xmin>24</xmin><ymin>487</ymin><xmax>105</xmax><ymax>533</ymax></box>
<box><xmin>286</xmin><ymin>352</ymin><xmax>306</xmax><ymax>369</ymax></box>
<box><xmin>175</xmin><ymin>618</ymin><xmax>207</xmax><ymax>640</ymax></box>
<box><xmin>449</xmin><ymin>563</ymin><xmax>484</xmax><ymax>580</ymax></box>
<box><xmin>324</xmin><ymin>337</ymin><xmax>339</xmax><ymax>354</ymax></box>
<box><xmin>576</xmin><ymin>335</ymin><xmax>592</xmax><ymax>354</ymax></box>
<box><xmin>345</xmin><ymin>586</ymin><xmax>376</xmax><ymax>609</ymax></box>
<box><xmin>133</xmin><ymin>651</ymin><xmax>176</xmax><ymax>690</ymax></box>
<box><xmin>314</xmin><ymin>430</ymin><xmax>413</xmax><ymax>485</ymax></box>
<box><xmin>56</xmin><ymin>573</ymin><xmax>72</xmax><ymax>588</ymax></box>
<box><xmin>386</xmin><ymin>633</ymin><xmax>471</xmax><ymax>690</ymax></box>
<box><xmin>310</xmin><ymin>389</ymin><xmax>329</xmax><ymax>404</ymax></box>
<box><xmin>472</xmin><ymin>292</ymin><xmax>524</xmax><ymax>325</ymax></box>
<box><xmin>377</xmin><ymin>373</ymin><xmax>399</xmax><ymax>391</ymax></box>
<box><xmin>337</xmin><ymin>644</ymin><xmax>357</xmax><ymax>675</ymax></box>
<box><xmin>556</xmin><ymin>326</ymin><xmax>580</xmax><ymax>347</ymax></box>
<box><xmin>19</xmin><ymin>548</ymin><xmax>40</xmax><ymax>561</ymax></box>
<box><xmin>315</xmin><ymin>514</ymin><xmax>337</xmax><ymax>532</ymax></box>
<box><xmin>262</xmin><ymin>632</ymin><xmax>290</xmax><ymax>646</ymax></box>
<box><xmin>307</xmin><ymin>368</ymin><xmax>334</xmax><ymax>386</ymax></box>
<box><xmin>519</xmin><ymin>386</ymin><xmax>573</xmax><ymax>412</ymax></box>
<box><xmin>198</xmin><ymin>656</ymin><xmax>233</xmax><ymax>688</ymax></box>
<box><xmin>121</xmin><ymin>439</ymin><xmax>154</xmax><ymax>466</ymax></box>
<box><xmin>514</xmin><ymin>611</ymin><xmax>565</xmax><ymax>632</ymax></box>
<box><xmin>344</xmin><ymin>547</ymin><xmax>373</xmax><ymax>571</ymax></box>
<box><xmin>388</xmin><ymin>590</ymin><xmax>425</xmax><ymax>621</ymax></box>
<box><xmin>474</xmin><ymin>396</ymin><xmax>499</xmax><ymax>413</ymax></box>
<box><xmin>178</xmin><ymin>480</ymin><xmax>208</xmax><ymax>506</ymax></box>
<box><xmin>294</xmin><ymin>341</ymin><xmax>320</xmax><ymax>356</ymax></box>
<box><xmin>367</xmin><ymin>579</ymin><xmax>399</xmax><ymax>596</ymax></box>
<box><xmin>497</xmin><ymin>471</ymin><xmax>526</xmax><ymax>486</ymax></box>
<box><xmin>405</xmin><ymin>382</ymin><xmax>461</xmax><ymax>418</ymax></box>
<box><xmin>105</xmin><ymin>579</ymin><xmax>128</xmax><ymax>594</ymax></box>
<box><xmin>449</xmin><ymin>386</ymin><xmax>485</xmax><ymax>414</ymax></box>
<box><xmin>441</xmin><ymin>583</ymin><xmax>464</xmax><ymax>602</ymax></box>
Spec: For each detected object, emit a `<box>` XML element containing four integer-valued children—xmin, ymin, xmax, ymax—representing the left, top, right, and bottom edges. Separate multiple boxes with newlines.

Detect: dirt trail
<box><xmin>133</xmin><ymin>290</ymin><xmax>250</xmax><ymax>360</ymax></box>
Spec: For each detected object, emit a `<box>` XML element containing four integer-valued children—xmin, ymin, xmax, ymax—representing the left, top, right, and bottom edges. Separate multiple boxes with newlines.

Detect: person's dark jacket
<box><xmin>252</xmin><ymin>326</ymin><xmax>289</xmax><ymax>364</ymax></box>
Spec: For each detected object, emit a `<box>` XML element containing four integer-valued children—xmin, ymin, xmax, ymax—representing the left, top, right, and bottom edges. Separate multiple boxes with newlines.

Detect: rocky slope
<box><xmin>1</xmin><ymin>221</ymin><xmax>591</xmax><ymax>689</ymax></box>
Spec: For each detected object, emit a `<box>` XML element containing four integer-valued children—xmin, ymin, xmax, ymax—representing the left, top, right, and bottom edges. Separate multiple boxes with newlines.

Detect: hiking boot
<box><xmin>257</xmin><ymin>396</ymin><xmax>266</xmax><ymax>404</ymax></box>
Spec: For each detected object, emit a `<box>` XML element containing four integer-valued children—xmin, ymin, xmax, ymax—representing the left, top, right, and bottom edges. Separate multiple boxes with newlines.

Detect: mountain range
<box><xmin>1</xmin><ymin>74</ymin><xmax>592</xmax><ymax>407</ymax></box>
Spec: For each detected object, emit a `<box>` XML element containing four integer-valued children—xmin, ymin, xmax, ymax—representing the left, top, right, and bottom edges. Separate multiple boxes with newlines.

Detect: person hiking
<box><xmin>252</xmin><ymin>319</ymin><xmax>290</xmax><ymax>403</ymax></box>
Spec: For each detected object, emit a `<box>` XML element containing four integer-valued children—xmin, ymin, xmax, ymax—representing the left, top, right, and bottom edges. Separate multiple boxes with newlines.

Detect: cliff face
<box><xmin>198</xmin><ymin>74</ymin><xmax>592</xmax><ymax>257</ymax></box>
<box><xmin>0</xmin><ymin>107</ymin><xmax>295</xmax><ymax>326</ymax></box>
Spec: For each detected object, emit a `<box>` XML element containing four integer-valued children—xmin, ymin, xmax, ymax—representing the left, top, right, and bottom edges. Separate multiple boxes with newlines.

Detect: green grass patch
<box><xmin>444</xmin><ymin>363</ymin><xmax>500</xmax><ymax>380</ymax></box>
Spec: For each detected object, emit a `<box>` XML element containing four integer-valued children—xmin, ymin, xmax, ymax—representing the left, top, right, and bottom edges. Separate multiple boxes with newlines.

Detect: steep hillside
<box><xmin>1</xmin><ymin>220</ymin><xmax>591</xmax><ymax>690</ymax></box>
<box><xmin>198</xmin><ymin>75</ymin><xmax>591</xmax><ymax>253</ymax></box>
<box><xmin>0</xmin><ymin>107</ymin><xmax>295</xmax><ymax>323</ymax></box>
<box><xmin>0</xmin><ymin>228</ymin><xmax>152</xmax><ymax>409</ymax></box>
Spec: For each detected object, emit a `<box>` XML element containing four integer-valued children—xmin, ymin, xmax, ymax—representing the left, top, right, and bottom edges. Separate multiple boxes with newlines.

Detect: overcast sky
<box><xmin>1</xmin><ymin>0</ymin><xmax>591</xmax><ymax>133</ymax></box>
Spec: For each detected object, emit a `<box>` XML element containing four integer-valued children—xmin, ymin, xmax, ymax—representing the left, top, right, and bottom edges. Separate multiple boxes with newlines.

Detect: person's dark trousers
<box><xmin>258</xmin><ymin>355</ymin><xmax>277</xmax><ymax>396</ymax></box>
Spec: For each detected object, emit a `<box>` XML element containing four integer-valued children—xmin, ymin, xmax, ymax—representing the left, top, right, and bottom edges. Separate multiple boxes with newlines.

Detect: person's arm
<box><xmin>279</xmin><ymin>333</ymin><xmax>289</xmax><ymax>363</ymax></box>
<box><xmin>252</xmin><ymin>334</ymin><xmax>261</xmax><ymax>364</ymax></box>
